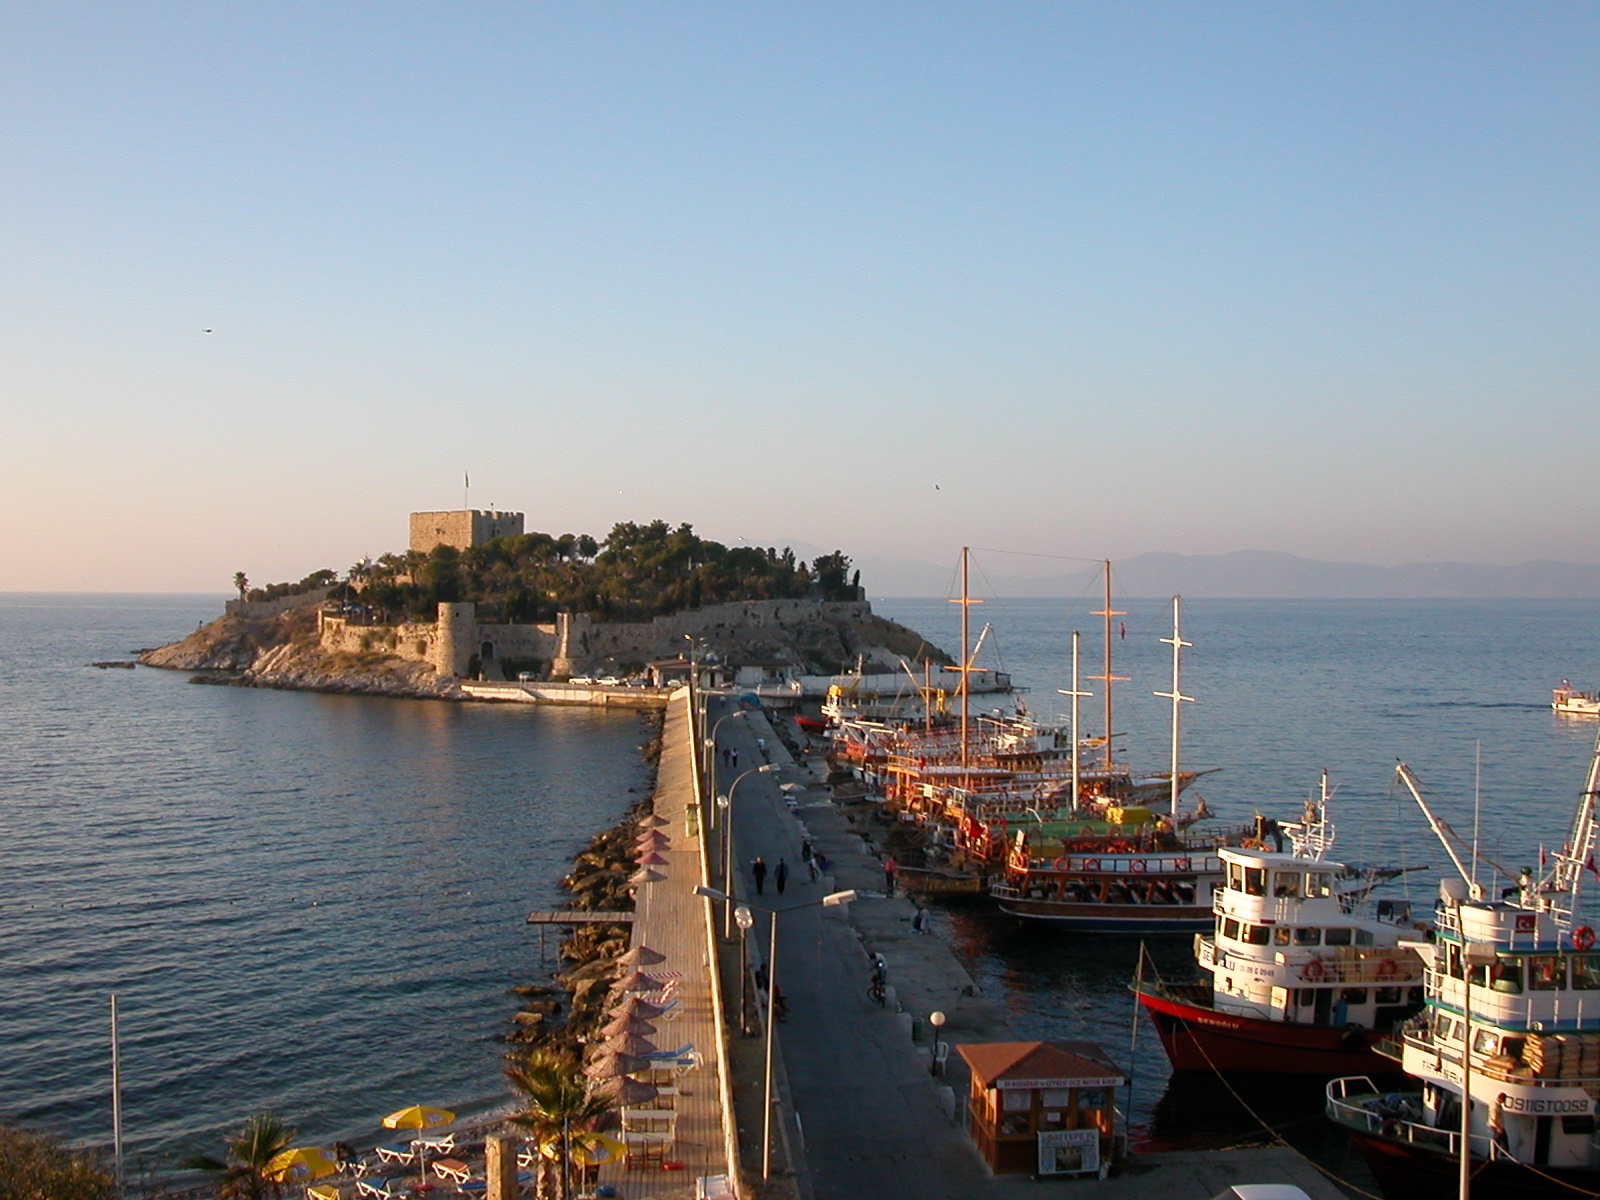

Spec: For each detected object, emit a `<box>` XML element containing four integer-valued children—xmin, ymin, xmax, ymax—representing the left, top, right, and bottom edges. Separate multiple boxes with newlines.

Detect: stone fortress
<box><xmin>316</xmin><ymin>510</ymin><xmax>934</xmax><ymax>683</ymax></box>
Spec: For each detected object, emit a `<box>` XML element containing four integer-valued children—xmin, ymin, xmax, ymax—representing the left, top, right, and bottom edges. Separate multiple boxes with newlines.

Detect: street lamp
<box><xmin>735</xmin><ymin>904</ymin><xmax>755</xmax><ymax>1035</ymax></box>
<box><xmin>695</xmin><ymin>886</ymin><xmax>857</xmax><ymax>1179</ymax></box>
<box><xmin>929</xmin><ymin>1010</ymin><xmax>947</xmax><ymax>1076</ymax></box>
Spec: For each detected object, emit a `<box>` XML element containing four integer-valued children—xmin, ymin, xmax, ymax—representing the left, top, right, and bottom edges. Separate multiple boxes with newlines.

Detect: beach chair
<box><xmin>641</xmin><ymin>1043</ymin><xmax>694</xmax><ymax>1060</ymax></box>
<box><xmin>414</xmin><ymin>1132</ymin><xmax>456</xmax><ymax>1155</ymax></box>
<box><xmin>355</xmin><ymin>1178</ymin><xmax>405</xmax><ymax>1200</ymax></box>
<box><xmin>374</xmin><ymin>1143</ymin><xmax>415</xmax><ymax>1165</ymax></box>
<box><xmin>431</xmin><ymin>1158</ymin><xmax>472</xmax><ymax>1185</ymax></box>
<box><xmin>306</xmin><ymin>1185</ymin><xmax>341</xmax><ymax>1200</ymax></box>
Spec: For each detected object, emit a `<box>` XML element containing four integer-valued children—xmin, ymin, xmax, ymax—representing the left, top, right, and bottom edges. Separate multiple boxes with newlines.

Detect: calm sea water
<box><xmin>0</xmin><ymin>594</ymin><xmax>653</xmax><ymax>1171</ymax></box>
<box><xmin>874</xmin><ymin>594</ymin><xmax>1600</xmax><ymax>1156</ymax></box>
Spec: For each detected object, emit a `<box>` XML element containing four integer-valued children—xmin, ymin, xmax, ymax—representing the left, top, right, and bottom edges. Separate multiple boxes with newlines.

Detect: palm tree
<box><xmin>233</xmin><ymin>572</ymin><xmax>249</xmax><ymax>603</ymax></box>
<box><xmin>505</xmin><ymin>1051</ymin><xmax>611</xmax><ymax>1200</ymax></box>
<box><xmin>184</xmin><ymin>1112</ymin><xmax>296</xmax><ymax>1200</ymax></box>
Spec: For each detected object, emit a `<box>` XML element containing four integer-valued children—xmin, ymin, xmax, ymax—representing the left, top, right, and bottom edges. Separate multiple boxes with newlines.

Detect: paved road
<box><xmin>707</xmin><ymin>697</ymin><xmax>1000</xmax><ymax>1200</ymax></box>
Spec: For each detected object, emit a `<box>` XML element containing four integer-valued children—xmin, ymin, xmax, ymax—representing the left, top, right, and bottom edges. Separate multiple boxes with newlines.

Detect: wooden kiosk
<box><xmin>957</xmin><ymin>1041</ymin><xmax>1125</xmax><ymax>1177</ymax></box>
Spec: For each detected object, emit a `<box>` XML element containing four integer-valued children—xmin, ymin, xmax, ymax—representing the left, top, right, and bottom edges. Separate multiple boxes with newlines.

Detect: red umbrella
<box><xmin>635</xmin><ymin>852</ymin><xmax>668</xmax><ymax>866</ymax></box>
<box><xmin>614</xmin><ymin>946</ymin><xmax>667</xmax><ymax>969</ymax></box>
<box><xmin>584</xmin><ymin>1052</ymin><xmax>650</xmax><ymax>1079</ymax></box>
<box><xmin>600</xmin><ymin>1012</ymin><xmax>658</xmax><ymax>1038</ymax></box>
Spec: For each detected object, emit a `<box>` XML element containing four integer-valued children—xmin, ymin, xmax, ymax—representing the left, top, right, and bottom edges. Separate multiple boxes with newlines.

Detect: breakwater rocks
<box><xmin>503</xmin><ymin>797</ymin><xmax>658</xmax><ymax>1061</ymax></box>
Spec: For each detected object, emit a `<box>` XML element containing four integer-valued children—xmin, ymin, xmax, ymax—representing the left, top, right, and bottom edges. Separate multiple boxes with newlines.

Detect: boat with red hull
<box><xmin>1136</xmin><ymin>980</ymin><xmax>1405</xmax><ymax>1077</ymax></box>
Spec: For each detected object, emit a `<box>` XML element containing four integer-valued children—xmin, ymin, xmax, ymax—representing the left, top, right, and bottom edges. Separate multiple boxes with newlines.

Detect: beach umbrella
<box><xmin>591</xmin><ymin>1076</ymin><xmax>659</xmax><ymax>1105</ymax></box>
<box><xmin>601</xmin><ymin>1032</ymin><xmax>659</xmax><ymax>1058</ymax></box>
<box><xmin>635</xmin><ymin>851</ymin><xmax>668</xmax><ymax>866</ymax></box>
<box><xmin>381</xmin><ymin>1105</ymin><xmax>455</xmax><ymax>1187</ymax></box>
<box><xmin>584</xmin><ymin>1051</ymin><xmax>650</xmax><ymax>1079</ymax></box>
<box><xmin>613</xmin><ymin>945</ymin><xmax>667</xmax><ymax>969</ymax></box>
<box><xmin>264</xmin><ymin>1147</ymin><xmax>338</xmax><ymax>1183</ymax></box>
<box><xmin>638</xmin><ymin>814</ymin><xmax>668</xmax><ymax>829</ymax></box>
<box><xmin>608</xmin><ymin>995</ymin><xmax>667</xmax><ymax>1020</ymax></box>
<box><xmin>613</xmin><ymin>969</ymin><xmax>660</xmax><ymax>994</ymax></box>
<box><xmin>635</xmin><ymin>830</ymin><xmax>668</xmax><ymax>844</ymax></box>
<box><xmin>539</xmin><ymin>1132</ymin><xmax>628</xmax><ymax>1167</ymax></box>
<box><xmin>599</xmin><ymin>1012</ymin><xmax>658</xmax><ymax>1038</ymax></box>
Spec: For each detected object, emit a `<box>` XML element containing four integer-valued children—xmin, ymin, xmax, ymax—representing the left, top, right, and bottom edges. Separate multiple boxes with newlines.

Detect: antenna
<box><xmin>1471</xmin><ymin>741</ymin><xmax>1481</xmax><ymax>901</ymax></box>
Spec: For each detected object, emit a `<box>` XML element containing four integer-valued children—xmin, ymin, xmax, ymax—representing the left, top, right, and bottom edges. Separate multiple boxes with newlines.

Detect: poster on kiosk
<box><xmin>1037</xmin><ymin>1128</ymin><xmax>1099</xmax><ymax>1176</ymax></box>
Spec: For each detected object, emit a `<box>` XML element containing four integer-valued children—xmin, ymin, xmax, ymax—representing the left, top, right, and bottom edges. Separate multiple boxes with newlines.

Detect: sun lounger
<box><xmin>413</xmin><ymin>1133</ymin><xmax>456</xmax><ymax>1155</ymax></box>
<box><xmin>641</xmin><ymin>1043</ymin><xmax>693</xmax><ymax>1060</ymax></box>
<box><xmin>355</xmin><ymin>1178</ymin><xmax>405</xmax><ymax>1199</ymax></box>
<box><xmin>375</xmin><ymin>1143</ymin><xmax>415</xmax><ymax>1165</ymax></box>
<box><xmin>431</xmin><ymin>1158</ymin><xmax>471</xmax><ymax>1185</ymax></box>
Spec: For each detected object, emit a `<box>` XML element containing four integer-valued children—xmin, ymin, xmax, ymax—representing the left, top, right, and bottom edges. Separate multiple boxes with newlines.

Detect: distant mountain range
<box><xmin>854</xmin><ymin>550</ymin><xmax>1600</xmax><ymax>599</ymax></box>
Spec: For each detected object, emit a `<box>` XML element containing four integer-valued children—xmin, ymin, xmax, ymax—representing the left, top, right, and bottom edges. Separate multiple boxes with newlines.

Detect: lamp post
<box><xmin>696</xmin><ymin>886</ymin><xmax>857</xmax><ymax>1179</ymax></box>
<box><xmin>719</xmin><ymin>764</ymin><xmax>776</xmax><ymax>938</ymax></box>
<box><xmin>929</xmin><ymin>1010</ymin><xmax>947</xmax><ymax>1076</ymax></box>
<box><xmin>735</xmin><ymin>904</ymin><xmax>754</xmax><ymax>1035</ymax></box>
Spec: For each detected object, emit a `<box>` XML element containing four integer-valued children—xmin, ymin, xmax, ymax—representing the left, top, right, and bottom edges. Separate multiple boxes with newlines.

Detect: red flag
<box><xmin>1542</xmin><ymin>846</ymin><xmax>1548</xmax><ymax>866</ymax></box>
<box><xmin>1586</xmin><ymin>853</ymin><xmax>1599</xmax><ymax>881</ymax></box>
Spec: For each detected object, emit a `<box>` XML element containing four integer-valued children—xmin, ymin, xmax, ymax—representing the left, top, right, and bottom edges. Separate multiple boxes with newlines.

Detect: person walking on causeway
<box><xmin>751</xmin><ymin>855</ymin><xmax>768</xmax><ymax>895</ymax></box>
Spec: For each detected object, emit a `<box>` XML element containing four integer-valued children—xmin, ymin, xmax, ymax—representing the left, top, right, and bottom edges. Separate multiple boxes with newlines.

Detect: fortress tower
<box><xmin>410</xmin><ymin>510</ymin><xmax>524</xmax><ymax>553</ymax></box>
<box><xmin>432</xmin><ymin>602</ymin><xmax>478</xmax><ymax>677</ymax></box>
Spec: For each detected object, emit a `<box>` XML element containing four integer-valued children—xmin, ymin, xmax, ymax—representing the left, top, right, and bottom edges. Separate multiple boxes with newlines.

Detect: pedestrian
<box><xmin>911</xmin><ymin>904</ymin><xmax>928</xmax><ymax>934</ymax></box>
<box><xmin>1490</xmin><ymin>1093</ymin><xmax>1508</xmax><ymax>1149</ymax></box>
<box><xmin>806</xmin><ymin>856</ymin><xmax>819</xmax><ymax>882</ymax></box>
<box><xmin>775</xmin><ymin>858</ymin><xmax>789</xmax><ymax>894</ymax></box>
<box><xmin>751</xmin><ymin>855</ymin><xmax>767</xmax><ymax>895</ymax></box>
<box><xmin>884</xmin><ymin>855</ymin><xmax>897</xmax><ymax>897</ymax></box>
<box><xmin>800</xmin><ymin>837</ymin><xmax>814</xmax><ymax>864</ymax></box>
<box><xmin>730</xmin><ymin>746</ymin><xmax>739</xmax><ymax>769</ymax></box>
<box><xmin>814</xmin><ymin>851</ymin><xmax>830</xmax><ymax>875</ymax></box>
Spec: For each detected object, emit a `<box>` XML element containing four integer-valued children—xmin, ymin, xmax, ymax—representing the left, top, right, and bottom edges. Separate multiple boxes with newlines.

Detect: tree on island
<box><xmin>233</xmin><ymin>572</ymin><xmax>249</xmax><ymax>603</ymax></box>
<box><xmin>505</xmin><ymin>1050</ymin><xmax>611</xmax><ymax>1200</ymax></box>
<box><xmin>0</xmin><ymin>1122</ymin><xmax>113</xmax><ymax>1200</ymax></box>
<box><xmin>184</xmin><ymin>1112</ymin><xmax>296</xmax><ymax>1200</ymax></box>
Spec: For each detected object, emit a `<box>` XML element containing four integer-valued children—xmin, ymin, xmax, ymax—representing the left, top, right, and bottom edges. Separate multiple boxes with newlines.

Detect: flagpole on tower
<box><xmin>464</xmin><ymin>472</ymin><xmax>470</xmax><ymax>511</ymax></box>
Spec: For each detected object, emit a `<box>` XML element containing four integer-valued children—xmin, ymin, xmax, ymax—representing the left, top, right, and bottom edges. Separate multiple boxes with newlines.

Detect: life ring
<box><xmin>1575</xmin><ymin>925</ymin><xmax>1596</xmax><ymax>952</ymax></box>
<box><xmin>1174</xmin><ymin>857</ymin><xmax>1192</xmax><ymax>872</ymax></box>
<box><xmin>1301</xmin><ymin>959</ymin><xmax>1325</xmax><ymax>982</ymax></box>
<box><xmin>1376</xmin><ymin>959</ymin><xmax>1398</xmax><ymax>981</ymax></box>
<box><xmin>1130</xmin><ymin>859</ymin><xmax>1147</xmax><ymax>873</ymax></box>
<box><xmin>1052</xmin><ymin>857</ymin><xmax>1071</xmax><ymax>872</ymax></box>
<box><xmin>1081</xmin><ymin>858</ymin><xmax>1101</xmax><ymax>871</ymax></box>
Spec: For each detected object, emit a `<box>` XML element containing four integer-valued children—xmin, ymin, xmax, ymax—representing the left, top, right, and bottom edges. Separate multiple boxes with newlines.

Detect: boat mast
<box><xmin>1059</xmin><ymin>632</ymin><xmax>1092</xmax><ymax>817</ymax></box>
<box><xmin>1545</xmin><ymin>722</ymin><xmax>1600</xmax><ymax>925</ymax></box>
<box><xmin>1153</xmin><ymin>595</ymin><xmax>1193</xmax><ymax>821</ymax></box>
<box><xmin>1090</xmin><ymin>560</ymin><xmax>1128</xmax><ymax>768</ymax></box>
<box><xmin>947</xmin><ymin>547</ymin><xmax>982</xmax><ymax>772</ymax></box>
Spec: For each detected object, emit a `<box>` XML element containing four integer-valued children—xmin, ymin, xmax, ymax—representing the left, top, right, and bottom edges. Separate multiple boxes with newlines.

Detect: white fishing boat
<box><xmin>1326</xmin><ymin>736</ymin><xmax>1600</xmax><ymax>1199</ymax></box>
<box><xmin>1553</xmin><ymin>680</ymin><xmax>1600</xmax><ymax>716</ymax></box>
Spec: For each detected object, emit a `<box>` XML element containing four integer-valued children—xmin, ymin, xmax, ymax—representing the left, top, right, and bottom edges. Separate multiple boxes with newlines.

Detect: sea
<box><xmin>5</xmin><ymin>590</ymin><xmax>1600</xmax><ymax>1178</ymax></box>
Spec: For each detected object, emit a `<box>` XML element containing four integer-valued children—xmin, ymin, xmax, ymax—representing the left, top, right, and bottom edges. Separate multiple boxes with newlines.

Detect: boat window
<box><xmin>1307</xmin><ymin>872</ymin><xmax>1333</xmax><ymax>898</ymax></box>
<box><xmin>1490</xmin><ymin>958</ymin><xmax>1523</xmax><ymax>994</ymax></box>
<box><xmin>1434</xmin><ymin>1012</ymin><xmax>1457</xmax><ymax>1041</ymax></box>
<box><xmin>1324</xmin><ymin>927</ymin><xmax>1353</xmax><ymax>947</ymax></box>
<box><xmin>1242</xmin><ymin>924</ymin><xmax>1271</xmax><ymax>946</ymax></box>
<box><xmin>1272</xmin><ymin>871</ymin><xmax>1301</xmax><ymax>898</ymax></box>
<box><xmin>1565</xmin><ymin>1115</ymin><xmax>1597</xmax><ymax>1136</ymax></box>
<box><xmin>1339</xmin><ymin>988</ymin><xmax>1369</xmax><ymax>1005</ymax></box>
<box><xmin>1445</xmin><ymin>944</ymin><xmax>1465</xmax><ymax>978</ymax></box>
<box><xmin>1227</xmin><ymin>863</ymin><xmax>1244</xmax><ymax>892</ymax></box>
<box><xmin>1355</xmin><ymin>929</ymin><xmax>1374</xmax><ymax>947</ymax></box>
<box><xmin>1274</xmin><ymin>926</ymin><xmax>1292</xmax><ymax>946</ymax></box>
<box><xmin>1472</xmin><ymin>1028</ymin><xmax>1499</xmax><ymax>1055</ymax></box>
<box><xmin>1528</xmin><ymin>955</ymin><xmax>1567</xmax><ymax>991</ymax></box>
<box><xmin>1376</xmin><ymin>986</ymin><xmax>1403</xmax><ymax>1004</ymax></box>
<box><xmin>1294</xmin><ymin>927</ymin><xmax>1322</xmax><ymax>946</ymax></box>
<box><xmin>1571</xmin><ymin>954</ymin><xmax>1600</xmax><ymax>990</ymax></box>
<box><xmin>1222</xmin><ymin>918</ymin><xmax>1240</xmax><ymax>941</ymax></box>
<box><xmin>1243</xmin><ymin>867</ymin><xmax>1266</xmax><ymax>897</ymax></box>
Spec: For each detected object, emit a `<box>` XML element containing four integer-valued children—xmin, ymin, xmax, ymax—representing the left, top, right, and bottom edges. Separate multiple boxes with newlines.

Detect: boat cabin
<box><xmin>957</xmin><ymin>1041</ymin><xmax>1124</xmax><ymax>1177</ymax></box>
<box><xmin>1204</xmin><ymin>847</ymin><xmax>1424</xmax><ymax>1028</ymax></box>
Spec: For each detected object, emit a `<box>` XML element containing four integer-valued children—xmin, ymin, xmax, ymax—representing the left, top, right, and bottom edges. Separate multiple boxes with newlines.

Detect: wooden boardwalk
<box><xmin>591</xmin><ymin>690</ymin><xmax>734</xmax><ymax>1200</ymax></box>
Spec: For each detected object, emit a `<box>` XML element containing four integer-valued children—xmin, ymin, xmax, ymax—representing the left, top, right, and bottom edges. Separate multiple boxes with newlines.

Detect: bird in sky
<box><xmin>202</xmin><ymin>328</ymin><xmax>213</xmax><ymax>333</ymax></box>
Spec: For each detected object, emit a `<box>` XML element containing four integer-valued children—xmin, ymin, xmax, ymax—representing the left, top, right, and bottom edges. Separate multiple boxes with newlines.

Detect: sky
<box><xmin>2</xmin><ymin>2</ymin><xmax>1597</xmax><ymax>591</ymax></box>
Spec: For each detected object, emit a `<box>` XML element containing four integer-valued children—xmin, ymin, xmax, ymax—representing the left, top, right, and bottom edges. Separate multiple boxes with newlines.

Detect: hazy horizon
<box><xmin>5</xmin><ymin>5</ymin><xmax>1597</xmax><ymax>590</ymax></box>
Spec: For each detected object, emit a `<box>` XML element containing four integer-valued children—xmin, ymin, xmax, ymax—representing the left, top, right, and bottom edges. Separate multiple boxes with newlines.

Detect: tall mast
<box><xmin>1153</xmin><ymin>595</ymin><xmax>1194</xmax><ymax>821</ymax></box>
<box><xmin>1090</xmin><ymin>560</ymin><xmax>1127</xmax><ymax>768</ymax></box>
<box><xmin>1059</xmin><ymin>632</ymin><xmax>1093</xmax><ymax>817</ymax></box>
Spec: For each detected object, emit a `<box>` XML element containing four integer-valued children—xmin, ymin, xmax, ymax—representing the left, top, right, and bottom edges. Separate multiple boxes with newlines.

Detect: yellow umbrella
<box><xmin>539</xmin><ymin>1131</ymin><xmax>627</xmax><ymax>1167</ymax></box>
<box><xmin>381</xmin><ymin>1105</ymin><xmax>456</xmax><ymax>1187</ymax></box>
<box><xmin>264</xmin><ymin>1146</ymin><xmax>338</xmax><ymax>1183</ymax></box>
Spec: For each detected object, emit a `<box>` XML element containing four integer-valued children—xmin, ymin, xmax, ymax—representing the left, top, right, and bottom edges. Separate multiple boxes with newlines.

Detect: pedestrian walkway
<box><xmin>591</xmin><ymin>690</ymin><xmax>732</xmax><ymax>1200</ymax></box>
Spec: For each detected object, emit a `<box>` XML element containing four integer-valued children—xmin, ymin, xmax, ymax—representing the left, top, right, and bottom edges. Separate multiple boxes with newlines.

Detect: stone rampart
<box><xmin>225</xmin><ymin>587</ymin><xmax>334</xmax><ymax>619</ymax></box>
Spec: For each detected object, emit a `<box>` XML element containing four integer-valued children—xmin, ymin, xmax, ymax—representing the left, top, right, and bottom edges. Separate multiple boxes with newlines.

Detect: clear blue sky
<box><xmin>3</xmin><ymin>2</ymin><xmax>1596</xmax><ymax>590</ymax></box>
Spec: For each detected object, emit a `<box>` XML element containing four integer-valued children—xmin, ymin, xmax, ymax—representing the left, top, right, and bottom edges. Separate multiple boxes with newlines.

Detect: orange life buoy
<box><xmin>1575</xmin><ymin>925</ymin><xmax>1596</xmax><ymax>952</ymax></box>
<box><xmin>1302</xmin><ymin>959</ymin><xmax>1325</xmax><ymax>982</ymax></box>
<box><xmin>1081</xmin><ymin>858</ymin><xmax>1101</xmax><ymax>871</ymax></box>
<box><xmin>1174</xmin><ymin>857</ymin><xmax>1192</xmax><ymax>872</ymax></box>
<box><xmin>1130</xmin><ymin>859</ymin><xmax>1147</xmax><ymax>873</ymax></box>
<box><xmin>1052</xmin><ymin>857</ymin><xmax>1071</xmax><ymax>872</ymax></box>
<box><xmin>1376</xmin><ymin>959</ymin><xmax>1398</xmax><ymax>980</ymax></box>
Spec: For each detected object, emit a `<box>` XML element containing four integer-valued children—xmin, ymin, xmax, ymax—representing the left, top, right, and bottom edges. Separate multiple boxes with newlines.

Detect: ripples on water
<box><xmin>876</xmin><ymin>595</ymin><xmax>1600</xmax><ymax>1151</ymax></box>
<box><xmin>0</xmin><ymin>595</ymin><xmax>653</xmax><ymax>1169</ymax></box>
